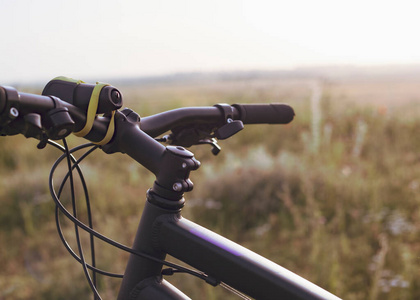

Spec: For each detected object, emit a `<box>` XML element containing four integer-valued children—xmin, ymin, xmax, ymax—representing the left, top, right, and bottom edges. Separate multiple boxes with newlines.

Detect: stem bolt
<box><xmin>173</xmin><ymin>182</ymin><xmax>183</xmax><ymax>192</ymax></box>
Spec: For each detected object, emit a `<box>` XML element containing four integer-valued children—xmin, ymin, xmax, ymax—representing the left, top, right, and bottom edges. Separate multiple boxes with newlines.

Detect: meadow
<box><xmin>1</xmin><ymin>71</ymin><xmax>420</xmax><ymax>299</ymax></box>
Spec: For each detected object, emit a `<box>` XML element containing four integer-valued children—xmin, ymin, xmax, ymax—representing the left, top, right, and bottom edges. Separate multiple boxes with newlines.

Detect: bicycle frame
<box><xmin>117</xmin><ymin>191</ymin><xmax>341</xmax><ymax>300</ymax></box>
<box><xmin>105</xmin><ymin>109</ymin><xmax>341</xmax><ymax>299</ymax></box>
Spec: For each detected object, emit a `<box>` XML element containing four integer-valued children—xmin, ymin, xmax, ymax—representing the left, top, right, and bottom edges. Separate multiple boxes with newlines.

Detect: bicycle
<box><xmin>0</xmin><ymin>77</ymin><xmax>341</xmax><ymax>299</ymax></box>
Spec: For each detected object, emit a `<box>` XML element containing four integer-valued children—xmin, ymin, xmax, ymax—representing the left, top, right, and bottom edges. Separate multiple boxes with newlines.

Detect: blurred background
<box><xmin>1</xmin><ymin>0</ymin><xmax>420</xmax><ymax>299</ymax></box>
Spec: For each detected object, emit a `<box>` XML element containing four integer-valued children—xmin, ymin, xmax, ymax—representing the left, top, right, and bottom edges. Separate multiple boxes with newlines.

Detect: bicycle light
<box><xmin>42</xmin><ymin>76</ymin><xmax>123</xmax><ymax>114</ymax></box>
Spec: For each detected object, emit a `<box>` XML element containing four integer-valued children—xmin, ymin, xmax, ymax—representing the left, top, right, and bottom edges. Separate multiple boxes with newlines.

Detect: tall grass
<box><xmin>1</xmin><ymin>77</ymin><xmax>420</xmax><ymax>299</ymax></box>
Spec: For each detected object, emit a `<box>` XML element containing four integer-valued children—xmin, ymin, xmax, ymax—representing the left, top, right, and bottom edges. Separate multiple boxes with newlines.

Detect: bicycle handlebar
<box><xmin>0</xmin><ymin>84</ymin><xmax>295</xmax><ymax>142</ymax></box>
<box><xmin>0</xmin><ymin>81</ymin><xmax>294</xmax><ymax>199</ymax></box>
<box><xmin>0</xmin><ymin>86</ymin><xmax>109</xmax><ymax>141</ymax></box>
<box><xmin>141</xmin><ymin>104</ymin><xmax>294</xmax><ymax>138</ymax></box>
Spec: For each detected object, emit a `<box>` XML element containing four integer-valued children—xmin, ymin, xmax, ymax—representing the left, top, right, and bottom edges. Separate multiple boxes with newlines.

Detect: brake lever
<box><xmin>198</xmin><ymin>138</ymin><xmax>221</xmax><ymax>155</ymax></box>
<box><xmin>159</xmin><ymin>131</ymin><xmax>222</xmax><ymax>156</ymax></box>
<box><xmin>213</xmin><ymin>103</ymin><xmax>244</xmax><ymax>139</ymax></box>
<box><xmin>160</xmin><ymin>121</ymin><xmax>242</xmax><ymax>156</ymax></box>
<box><xmin>214</xmin><ymin>119</ymin><xmax>244</xmax><ymax>139</ymax></box>
<box><xmin>154</xmin><ymin>103</ymin><xmax>245</xmax><ymax>155</ymax></box>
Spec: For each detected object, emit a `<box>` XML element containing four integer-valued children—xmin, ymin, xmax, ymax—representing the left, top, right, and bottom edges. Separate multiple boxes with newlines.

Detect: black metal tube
<box><xmin>18</xmin><ymin>90</ymin><xmax>111</xmax><ymax>142</ymax></box>
<box><xmin>130</xmin><ymin>277</ymin><xmax>191</xmax><ymax>300</ymax></box>
<box><xmin>140</xmin><ymin>104</ymin><xmax>295</xmax><ymax>138</ymax></box>
<box><xmin>18</xmin><ymin>92</ymin><xmax>56</xmax><ymax>112</ymax></box>
<box><xmin>102</xmin><ymin>111</ymin><xmax>166</xmax><ymax>175</ymax></box>
<box><xmin>155</xmin><ymin>217</ymin><xmax>341</xmax><ymax>300</ymax></box>
<box><xmin>117</xmin><ymin>196</ymin><xmax>184</xmax><ymax>300</ymax></box>
<box><xmin>140</xmin><ymin>107</ymin><xmax>224</xmax><ymax>137</ymax></box>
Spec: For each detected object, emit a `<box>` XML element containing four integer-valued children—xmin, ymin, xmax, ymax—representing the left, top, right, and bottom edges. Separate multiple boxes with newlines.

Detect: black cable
<box><xmin>48</xmin><ymin>141</ymin><xmax>123</xmax><ymax>278</ymax></box>
<box><xmin>49</xmin><ymin>141</ymin><xmax>104</xmax><ymax>279</ymax></box>
<box><xmin>48</xmin><ymin>141</ymin><xmax>213</xmax><ymax>287</ymax></box>
<box><xmin>62</xmin><ymin>139</ymin><xmax>102</xmax><ymax>300</ymax></box>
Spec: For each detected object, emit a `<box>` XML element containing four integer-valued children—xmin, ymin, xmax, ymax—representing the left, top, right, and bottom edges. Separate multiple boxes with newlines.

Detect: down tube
<box><xmin>155</xmin><ymin>216</ymin><xmax>341</xmax><ymax>300</ymax></box>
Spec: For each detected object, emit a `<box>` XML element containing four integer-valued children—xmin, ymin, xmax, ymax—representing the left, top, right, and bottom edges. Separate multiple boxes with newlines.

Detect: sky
<box><xmin>1</xmin><ymin>0</ymin><xmax>420</xmax><ymax>84</ymax></box>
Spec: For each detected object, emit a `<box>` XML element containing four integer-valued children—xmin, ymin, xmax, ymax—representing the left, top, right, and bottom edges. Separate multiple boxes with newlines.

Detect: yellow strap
<box><xmin>52</xmin><ymin>76</ymin><xmax>85</xmax><ymax>84</ymax></box>
<box><xmin>93</xmin><ymin>110</ymin><xmax>116</xmax><ymax>146</ymax></box>
<box><xmin>73</xmin><ymin>82</ymin><xmax>109</xmax><ymax>137</ymax></box>
<box><xmin>56</xmin><ymin>78</ymin><xmax>116</xmax><ymax>145</ymax></box>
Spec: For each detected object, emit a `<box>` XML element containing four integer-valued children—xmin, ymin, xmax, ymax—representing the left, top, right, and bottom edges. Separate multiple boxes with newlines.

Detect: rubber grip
<box><xmin>0</xmin><ymin>86</ymin><xmax>6</xmax><ymax>115</ymax></box>
<box><xmin>232</xmin><ymin>103</ymin><xmax>295</xmax><ymax>124</ymax></box>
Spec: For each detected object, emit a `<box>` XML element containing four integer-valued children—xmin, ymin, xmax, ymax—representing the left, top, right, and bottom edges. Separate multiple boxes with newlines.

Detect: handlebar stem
<box><xmin>102</xmin><ymin>109</ymin><xmax>200</xmax><ymax>201</ymax></box>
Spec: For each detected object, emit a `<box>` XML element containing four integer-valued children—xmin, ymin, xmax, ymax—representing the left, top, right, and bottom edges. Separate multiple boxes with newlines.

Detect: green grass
<box><xmin>1</xmin><ymin>77</ymin><xmax>420</xmax><ymax>299</ymax></box>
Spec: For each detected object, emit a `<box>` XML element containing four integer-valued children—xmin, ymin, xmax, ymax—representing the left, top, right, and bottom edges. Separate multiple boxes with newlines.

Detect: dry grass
<box><xmin>1</xmin><ymin>71</ymin><xmax>420</xmax><ymax>299</ymax></box>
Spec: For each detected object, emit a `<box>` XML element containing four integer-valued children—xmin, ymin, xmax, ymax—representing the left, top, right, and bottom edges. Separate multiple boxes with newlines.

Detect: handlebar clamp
<box><xmin>153</xmin><ymin>146</ymin><xmax>200</xmax><ymax>200</ymax></box>
<box><xmin>44</xmin><ymin>106</ymin><xmax>75</xmax><ymax>140</ymax></box>
<box><xmin>213</xmin><ymin>103</ymin><xmax>244</xmax><ymax>139</ymax></box>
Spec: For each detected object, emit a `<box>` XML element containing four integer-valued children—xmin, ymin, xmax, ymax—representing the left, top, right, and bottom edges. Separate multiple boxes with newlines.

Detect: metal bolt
<box><xmin>182</xmin><ymin>162</ymin><xmax>187</xmax><ymax>169</ymax></box>
<box><xmin>227</xmin><ymin>118</ymin><xmax>233</xmax><ymax>123</ymax></box>
<box><xmin>173</xmin><ymin>182</ymin><xmax>183</xmax><ymax>192</ymax></box>
<box><xmin>9</xmin><ymin>107</ymin><xmax>19</xmax><ymax>119</ymax></box>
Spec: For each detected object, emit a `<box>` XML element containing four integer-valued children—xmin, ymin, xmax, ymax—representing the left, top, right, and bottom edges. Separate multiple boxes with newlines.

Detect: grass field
<box><xmin>1</xmin><ymin>70</ymin><xmax>420</xmax><ymax>299</ymax></box>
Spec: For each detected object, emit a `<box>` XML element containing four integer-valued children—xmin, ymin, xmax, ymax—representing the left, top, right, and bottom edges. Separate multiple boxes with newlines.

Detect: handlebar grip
<box><xmin>232</xmin><ymin>103</ymin><xmax>295</xmax><ymax>124</ymax></box>
<box><xmin>0</xmin><ymin>86</ymin><xmax>6</xmax><ymax>115</ymax></box>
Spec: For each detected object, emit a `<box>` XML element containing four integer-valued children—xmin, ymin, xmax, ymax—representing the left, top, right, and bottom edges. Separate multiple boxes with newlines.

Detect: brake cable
<box><xmin>48</xmin><ymin>139</ymin><xmax>220</xmax><ymax>298</ymax></box>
